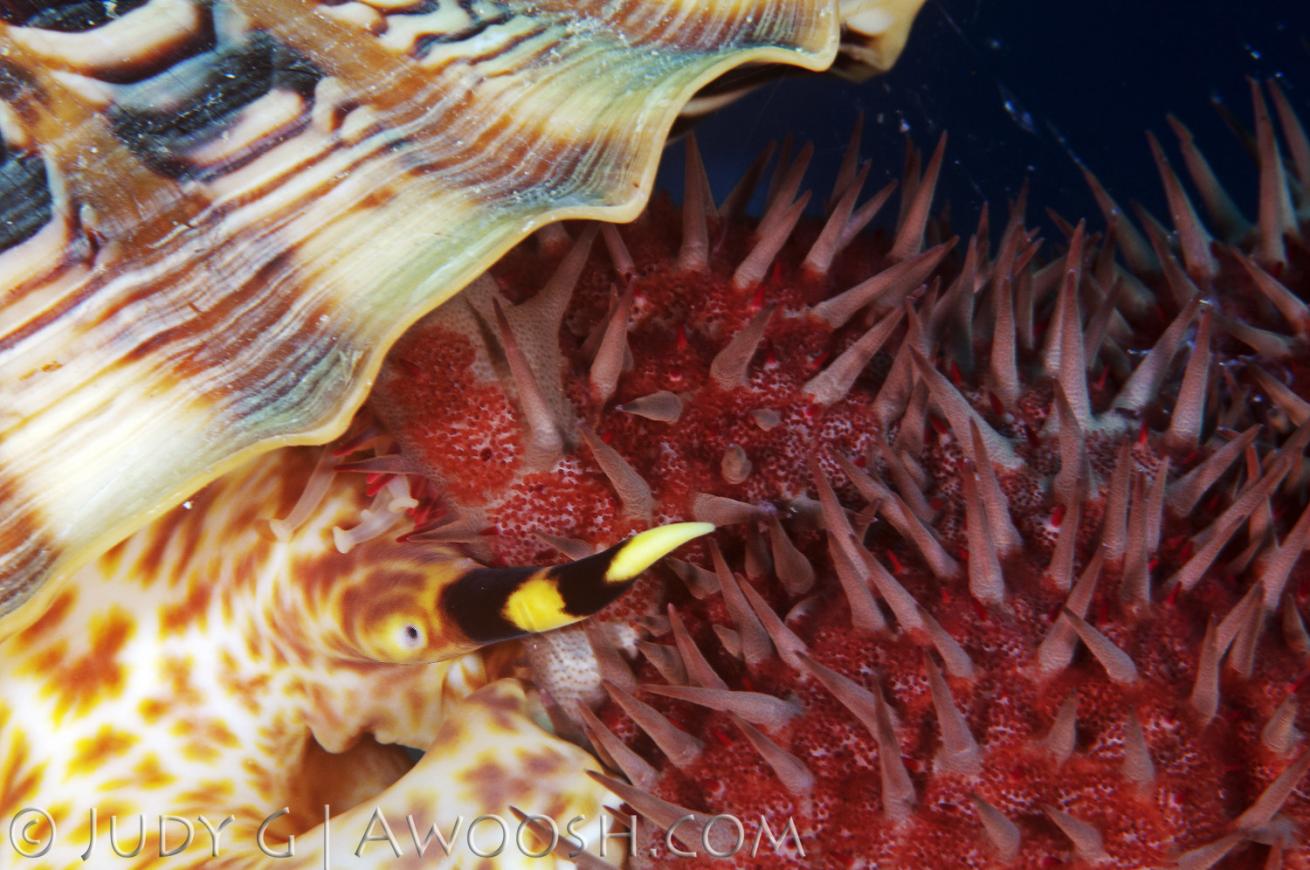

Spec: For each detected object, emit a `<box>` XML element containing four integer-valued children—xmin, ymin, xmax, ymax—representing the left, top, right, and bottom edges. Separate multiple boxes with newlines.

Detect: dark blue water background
<box><xmin>662</xmin><ymin>0</ymin><xmax>1308</xmax><ymax>237</ymax></box>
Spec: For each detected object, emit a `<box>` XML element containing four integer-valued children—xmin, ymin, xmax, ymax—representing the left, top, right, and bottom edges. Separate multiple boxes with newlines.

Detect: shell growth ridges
<box><xmin>0</xmin><ymin>0</ymin><xmax>840</xmax><ymax>636</ymax></box>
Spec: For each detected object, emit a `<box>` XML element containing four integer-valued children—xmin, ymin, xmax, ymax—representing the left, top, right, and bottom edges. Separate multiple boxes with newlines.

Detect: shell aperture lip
<box><xmin>0</xmin><ymin>0</ymin><xmax>843</xmax><ymax>636</ymax></box>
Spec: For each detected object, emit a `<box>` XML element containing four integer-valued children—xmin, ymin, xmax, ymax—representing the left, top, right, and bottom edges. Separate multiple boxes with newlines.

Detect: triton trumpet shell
<box><xmin>0</xmin><ymin>0</ymin><xmax>923</xmax><ymax>634</ymax></box>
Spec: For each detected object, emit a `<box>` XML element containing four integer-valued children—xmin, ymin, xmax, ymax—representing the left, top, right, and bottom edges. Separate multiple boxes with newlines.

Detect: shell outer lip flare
<box><xmin>0</xmin><ymin>0</ymin><xmax>880</xmax><ymax>637</ymax></box>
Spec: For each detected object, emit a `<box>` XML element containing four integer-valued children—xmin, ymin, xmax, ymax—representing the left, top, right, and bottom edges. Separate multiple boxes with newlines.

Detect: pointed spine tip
<box><xmin>603</xmin><ymin>680</ymin><xmax>703</xmax><ymax>769</ymax></box>
<box><xmin>1062</xmin><ymin>607</ymin><xmax>1139</xmax><ymax>684</ymax></box>
<box><xmin>1043</xmin><ymin>693</ymin><xmax>1078</xmax><ymax>764</ymax></box>
<box><xmin>970</xmin><ymin>793</ymin><xmax>1021</xmax><ymax>862</ymax></box>
<box><xmin>925</xmin><ymin>655</ymin><xmax>982</xmax><ymax>775</ymax></box>
<box><xmin>1044</xmin><ymin>806</ymin><xmax>1109</xmax><ymax>863</ymax></box>
<box><xmin>709</xmin><ymin>305</ymin><xmax>775</xmax><ymax>389</ymax></box>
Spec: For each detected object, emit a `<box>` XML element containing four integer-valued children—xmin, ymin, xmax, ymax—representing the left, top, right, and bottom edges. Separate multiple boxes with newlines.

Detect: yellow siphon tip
<box><xmin>604</xmin><ymin>522</ymin><xmax>716</xmax><ymax>583</ymax></box>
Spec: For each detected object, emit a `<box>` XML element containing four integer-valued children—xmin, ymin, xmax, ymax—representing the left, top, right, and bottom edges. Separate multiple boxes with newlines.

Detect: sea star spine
<box><xmin>368</xmin><ymin>77</ymin><xmax>1310</xmax><ymax>866</ymax></box>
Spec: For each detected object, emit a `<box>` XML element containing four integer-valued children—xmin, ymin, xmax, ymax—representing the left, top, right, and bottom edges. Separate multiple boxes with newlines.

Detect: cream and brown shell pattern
<box><xmin>0</xmin><ymin>0</ymin><xmax>921</xmax><ymax>638</ymax></box>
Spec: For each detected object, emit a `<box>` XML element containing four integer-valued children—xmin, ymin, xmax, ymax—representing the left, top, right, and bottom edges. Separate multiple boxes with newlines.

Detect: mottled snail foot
<box><xmin>254</xmin><ymin>680</ymin><xmax>619</xmax><ymax>869</ymax></box>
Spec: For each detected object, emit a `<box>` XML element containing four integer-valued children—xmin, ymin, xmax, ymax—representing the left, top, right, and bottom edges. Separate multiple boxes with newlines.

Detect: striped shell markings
<box><xmin>0</xmin><ymin>0</ymin><xmax>840</xmax><ymax>635</ymax></box>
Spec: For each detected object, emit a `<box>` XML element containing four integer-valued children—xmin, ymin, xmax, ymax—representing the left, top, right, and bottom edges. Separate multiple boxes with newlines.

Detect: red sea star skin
<box><xmin>369</xmin><ymin>80</ymin><xmax>1310</xmax><ymax>867</ymax></box>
